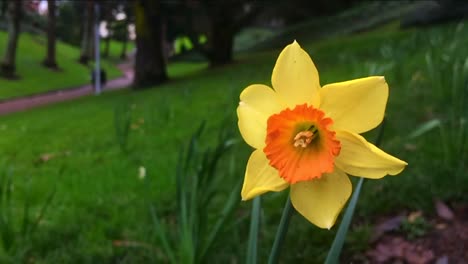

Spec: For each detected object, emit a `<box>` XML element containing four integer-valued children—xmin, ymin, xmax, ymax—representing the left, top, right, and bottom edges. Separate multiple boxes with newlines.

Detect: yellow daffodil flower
<box><xmin>237</xmin><ymin>41</ymin><xmax>407</xmax><ymax>229</ymax></box>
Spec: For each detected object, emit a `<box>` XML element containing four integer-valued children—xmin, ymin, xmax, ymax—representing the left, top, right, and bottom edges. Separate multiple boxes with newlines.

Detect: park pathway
<box><xmin>0</xmin><ymin>63</ymin><xmax>134</xmax><ymax>116</ymax></box>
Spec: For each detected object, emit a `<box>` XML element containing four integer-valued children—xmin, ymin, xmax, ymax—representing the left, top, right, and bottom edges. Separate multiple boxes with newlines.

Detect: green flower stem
<box><xmin>325</xmin><ymin>119</ymin><xmax>386</xmax><ymax>264</ymax></box>
<box><xmin>268</xmin><ymin>195</ymin><xmax>294</xmax><ymax>264</ymax></box>
<box><xmin>246</xmin><ymin>196</ymin><xmax>262</xmax><ymax>264</ymax></box>
<box><xmin>324</xmin><ymin>177</ymin><xmax>364</xmax><ymax>264</ymax></box>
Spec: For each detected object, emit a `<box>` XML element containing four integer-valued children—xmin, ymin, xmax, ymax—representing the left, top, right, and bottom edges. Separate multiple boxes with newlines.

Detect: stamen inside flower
<box><xmin>263</xmin><ymin>104</ymin><xmax>341</xmax><ymax>184</ymax></box>
<box><xmin>293</xmin><ymin>130</ymin><xmax>314</xmax><ymax>148</ymax></box>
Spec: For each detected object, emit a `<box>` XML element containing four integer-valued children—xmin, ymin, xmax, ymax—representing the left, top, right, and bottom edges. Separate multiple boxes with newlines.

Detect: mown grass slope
<box><xmin>0</xmin><ymin>31</ymin><xmax>122</xmax><ymax>100</ymax></box>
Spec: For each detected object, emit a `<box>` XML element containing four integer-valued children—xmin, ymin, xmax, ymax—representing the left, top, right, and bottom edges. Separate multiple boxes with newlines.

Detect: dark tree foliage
<box><xmin>260</xmin><ymin>0</ymin><xmax>359</xmax><ymax>25</ymax></box>
<box><xmin>55</xmin><ymin>2</ymin><xmax>83</xmax><ymax>46</ymax></box>
<box><xmin>166</xmin><ymin>0</ymin><xmax>363</xmax><ymax>66</ymax></box>
<box><xmin>0</xmin><ymin>2</ymin><xmax>7</xmax><ymax>17</ymax></box>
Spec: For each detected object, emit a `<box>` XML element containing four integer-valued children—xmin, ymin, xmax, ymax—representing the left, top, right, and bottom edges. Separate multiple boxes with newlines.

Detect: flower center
<box><xmin>293</xmin><ymin>130</ymin><xmax>314</xmax><ymax>148</ymax></box>
<box><xmin>293</xmin><ymin>125</ymin><xmax>319</xmax><ymax>148</ymax></box>
<box><xmin>263</xmin><ymin>104</ymin><xmax>341</xmax><ymax>184</ymax></box>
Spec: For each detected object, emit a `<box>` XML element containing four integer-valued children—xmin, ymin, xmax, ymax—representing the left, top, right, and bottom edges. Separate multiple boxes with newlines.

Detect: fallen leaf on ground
<box><xmin>367</xmin><ymin>236</ymin><xmax>434</xmax><ymax>263</ymax></box>
<box><xmin>372</xmin><ymin>215</ymin><xmax>405</xmax><ymax>242</ymax></box>
<box><xmin>408</xmin><ymin>211</ymin><xmax>423</xmax><ymax>222</ymax></box>
<box><xmin>434</xmin><ymin>199</ymin><xmax>454</xmax><ymax>221</ymax></box>
<box><xmin>435</xmin><ymin>256</ymin><xmax>448</xmax><ymax>264</ymax></box>
<box><xmin>38</xmin><ymin>153</ymin><xmax>55</xmax><ymax>163</ymax></box>
<box><xmin>404</xmin><ymin>143</ymin><xmax>418</xmax><ymax>151</ymax></box>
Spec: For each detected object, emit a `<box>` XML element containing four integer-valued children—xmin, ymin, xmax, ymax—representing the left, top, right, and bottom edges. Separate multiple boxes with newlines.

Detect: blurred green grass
<box><xmin>0</xmin><ymin>17</ymin><xmax>467</xmax><ymax>263</ymax></box>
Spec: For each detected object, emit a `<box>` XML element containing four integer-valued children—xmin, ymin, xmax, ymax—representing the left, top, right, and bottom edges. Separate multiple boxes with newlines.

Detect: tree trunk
<box><xmin>208</xmin><ymin>25</ymin><xmax>234</xmax><ymax>67</ymax></box>
<box><xmin>120</xmin><ymin>34</ymin><xmax>128</xmax><ymax>60</ymax></box>
<box><xmin>185</xmin><ymin>1</ymin><xmax>260</xmax><ymax>67</ymax></box>
<box><xmin>133</xmin><ymin>0</ymin><xmax>167</xmax><ymax>88</ymax></box>
<box><xmin>43</xmin><ymin>0</ymin><xmax>58</xmax><ymax>69</ymax></box>
<box><xmin>103</xmin><ymin>37</ymin><xmax>110</xmax><ymax>58</ymax></box>
<box><xmin>1</xmin><ymin>0</ymin><xmax>22</xmax><ymax>78</ymax></box>
<box><xmin>78</xmin><ymin>0</ymin><xmax>93</xmax><ymax>65</ymax></box>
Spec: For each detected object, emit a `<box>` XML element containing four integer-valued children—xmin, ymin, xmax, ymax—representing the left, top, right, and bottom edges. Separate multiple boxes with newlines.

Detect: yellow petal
<box><xmin>335</xmin><ymin>130</ymin><xmax>407</xmax><ymax>178</ymax></box>
<box><xmin>271</xmin><ymin>41</ymin><xmax>320</xmax><ymax>108</ymax></box>
<box><xmin>320</xmin><ymin>76</ymin><xmax>388</xmax><ymax>134</ymax></box>
<box><xmin>241</xmin><ymin>150</ymin><xmax>289</xmax><ymax>200</ymax></box>
<box><xmin>290</xmin><ymin>169</ymin><xmax>351</xmax><ymax>229</ymax></box>
<box><xmin>237</xmin><ymin>84</ymin><xmax>284</xmax><ymax>149</ymax></box>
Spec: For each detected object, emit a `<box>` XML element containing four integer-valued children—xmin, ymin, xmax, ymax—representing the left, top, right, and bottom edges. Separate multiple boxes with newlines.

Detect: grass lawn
<box><xmin>0</xmin><ymin>19</ymin><xmax>467</xmax><ymax>263</ymax></box>
<box><xmin>0</xmin><ymin>31</ymin><xmax>122</xmax><ymax>100</ymax></box>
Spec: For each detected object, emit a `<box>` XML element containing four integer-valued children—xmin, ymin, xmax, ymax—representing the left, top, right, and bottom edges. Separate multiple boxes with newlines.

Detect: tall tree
<box><xmin>180</xmin><ymin>0</ymin><xmax>356</xmax><ymax>66</ymax></box>
<box><xmin>102</xmin><ymin>32</ymin><xmax>111</xmax><ymax>59</ymax></box>
<box><xmin>119</xmin><ymin>24</ymin><xmax>128</xmax><ymax>60</ymax></box>
<box><xmin>0</xmin><ymin>0</ymin><xmax>22</xmax><ymax>78</ymax></box>
<box><xmin>101</xmin><ymin>2</ymin><xmax>115</xmax><ymax>58</ymax></box>
<box><xmin>78</xmin><ymin>0</ymin><xmax>94</xmax><ymax>65</ymax></box>
<box><xmin>182</xmin><ymin>0</ymin><xmax>259</xmax><ymax>67</ymax></box>
<box><xmin>55</xmin><ymin>1</ymin><xmax>83</xmax><ymax>46</ymax></box>
<box><xmin>43</xmin><ymin>0</ymin><xmax>58</xmax><ymax>69</ymax></box>
<box><xmin>119</xmin><ymin>2</ymin><xmax>132</xmax><ymax>60</ymax></box>
<box><xmin>133</xmin><ymin>0</ymin><xmax>167</xmax><ymax>88</ymax></box>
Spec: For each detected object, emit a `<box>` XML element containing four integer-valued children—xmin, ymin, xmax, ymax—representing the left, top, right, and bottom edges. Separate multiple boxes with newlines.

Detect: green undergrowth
<box><xmin>0</xmin><ymin>21</ymin><xmax>467</xmax><ymax>262</ymax></box>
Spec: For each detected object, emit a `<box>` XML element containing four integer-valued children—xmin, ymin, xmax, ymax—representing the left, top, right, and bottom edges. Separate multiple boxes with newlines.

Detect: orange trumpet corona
<box><xmin>263</xmin><ymin>104</ymin><xmax>341</xmax><ymax>184</ymax></box>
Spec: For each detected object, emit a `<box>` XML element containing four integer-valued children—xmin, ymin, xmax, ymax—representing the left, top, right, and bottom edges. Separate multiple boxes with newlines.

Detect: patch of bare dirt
<box><xmin>354</xmin><ymin>201</ymin><xmax>468</xmax><ymax>263</ymax></box>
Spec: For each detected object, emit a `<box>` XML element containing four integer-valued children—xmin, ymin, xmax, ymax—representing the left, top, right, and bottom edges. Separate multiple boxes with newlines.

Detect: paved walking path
<box><xmin>0</xmin><ymin>63</ymin><xmax>134</xmax><ymax>116</ymax></box>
